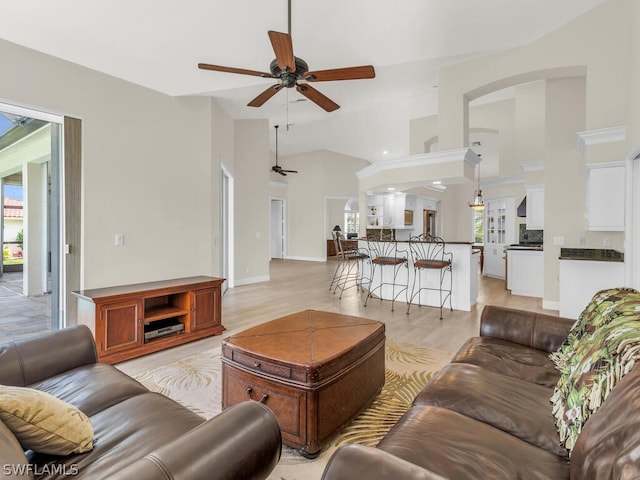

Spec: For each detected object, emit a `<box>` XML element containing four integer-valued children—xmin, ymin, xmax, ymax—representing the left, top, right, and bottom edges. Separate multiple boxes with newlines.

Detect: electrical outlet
<box><xmin>579</xmin><ymin>237</ymin><xmax>586</xmax><ymax>246</ymax></box>
<box><xmin>553</xmin><ymin>236</ymin><xmax>564</xmax><ymax>246</ymax></box>
<box><xmin>603</xmin><ymin>237</ymin><xmax>611</xmax><ymax>247</ymax></box>
<box><xmin>115</xmin><ymin>234</ymin><xmax>124</xmax><ymax>246</ymax></box>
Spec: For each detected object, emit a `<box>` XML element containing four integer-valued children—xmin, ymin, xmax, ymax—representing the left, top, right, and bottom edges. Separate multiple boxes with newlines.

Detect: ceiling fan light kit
<box><xmin>198</xmin><ymin>1</ymin><xmax>375</xmax><ymax>112</ymax></box>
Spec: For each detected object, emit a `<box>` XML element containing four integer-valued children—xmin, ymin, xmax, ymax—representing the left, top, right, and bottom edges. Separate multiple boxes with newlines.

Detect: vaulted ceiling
<box><xmin>0</xmin><ymin>1</ymin><xmax>605</xmax><ymax>161</ymax></box>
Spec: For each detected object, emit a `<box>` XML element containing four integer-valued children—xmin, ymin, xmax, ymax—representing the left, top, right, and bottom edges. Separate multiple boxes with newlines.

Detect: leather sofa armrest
<box><xmin>0</xmin><ymin>325</ymin><xmax>97</xmax><ymax>386</ymax></box>
<box><xmin>480</xmin><ymin>305</ymin><xmax>575</xmax><ymax>353</ymax></box>
<box><xmin>111</xmin><ymin>401</ymin><xmax>281</xmax><ymax>480</ymax></box>
<box><xmin>322</xmin><ymin>444</ymin><xmax>447</xmax><ymax>480</ymax></box>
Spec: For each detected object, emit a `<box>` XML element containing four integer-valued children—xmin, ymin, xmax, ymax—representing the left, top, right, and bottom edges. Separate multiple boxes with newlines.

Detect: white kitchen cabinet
<box><xmin>526</xmin><ymin>186</ymin><xmax>544</xmax><ymax>230</ymax></box>
<box><xmin>483</xmin><ymin>197</ymin><xmax>515</xmax><ymax>279</ymax></box>
<box><xmin>559</xmin><ymin>259</ymin><xmax>624</xmax><ymax>319</ymax></box>
<box><xmin>585</xmin><ymin>163</ymin><xmax>625</xmax><ymax>231</ymax></box>
<box><xmin>507</xmin><ymin>249</ymin><xmax>543</xmax><ymax>297</ymax></box>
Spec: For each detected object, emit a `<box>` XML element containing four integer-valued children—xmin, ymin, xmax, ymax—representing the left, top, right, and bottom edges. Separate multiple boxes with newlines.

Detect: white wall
<box><xmin>0</xmin><ymin>37</ymin><xmax>225</xmax><ymax>290</ymax></box>
<box><xmin>283</xmin><ymin>150</ymin><xmax>368</xmax><ymax>261</ymax></box>
<box><xmin>234</xmin><ymin>119</ymin><xmax>270</xmax><ymax>284</ymax></box>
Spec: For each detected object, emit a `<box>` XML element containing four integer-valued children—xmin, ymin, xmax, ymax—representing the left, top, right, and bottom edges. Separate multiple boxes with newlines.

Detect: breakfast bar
<box><xmin>359</xmin><ymin>240</ymin><xmax>479</xmax><ymax>311</ymax></box>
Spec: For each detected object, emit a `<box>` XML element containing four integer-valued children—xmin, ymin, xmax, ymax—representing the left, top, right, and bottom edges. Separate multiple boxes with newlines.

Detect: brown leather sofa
<box><xmin>322</xmin><ymin>305</ymin><xmax>640</xmax><ymax>480</ymax></box>
<box><xmin>0</xmin><ymin>325</ymin><xmax>282</xmax><ymax>480</ymax></box>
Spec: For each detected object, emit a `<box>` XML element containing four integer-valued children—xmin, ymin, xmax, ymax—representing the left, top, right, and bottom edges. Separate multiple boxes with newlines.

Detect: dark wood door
<box><xmin>97</xmin><ymin>300</ymin><xmax>142</xmax><ymax>355</ymax></box>
<box><xmin>191</xmin><ymin>287</ymin><xmax>220</xmax><ymax>330</ymax></box>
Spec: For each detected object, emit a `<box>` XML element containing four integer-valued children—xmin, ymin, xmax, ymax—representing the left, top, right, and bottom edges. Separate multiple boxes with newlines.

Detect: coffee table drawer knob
<box><xmin>246</xmin><ymin>386</ymin><xmax>269</xmax><ymax>404</ymax></box>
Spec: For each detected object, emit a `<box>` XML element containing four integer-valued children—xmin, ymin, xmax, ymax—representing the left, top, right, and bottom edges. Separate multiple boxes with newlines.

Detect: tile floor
<box><xmin>0</xmin><ymin>271</ymin><xmax>52</xmax><ymax>342</ymax></box>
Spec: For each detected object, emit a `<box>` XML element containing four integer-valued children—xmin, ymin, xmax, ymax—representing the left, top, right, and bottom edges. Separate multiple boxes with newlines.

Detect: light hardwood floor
<box><xmin>118</xmin><ymin>258</ymin><xmax>558</xmax><ymax>376</ymax></box>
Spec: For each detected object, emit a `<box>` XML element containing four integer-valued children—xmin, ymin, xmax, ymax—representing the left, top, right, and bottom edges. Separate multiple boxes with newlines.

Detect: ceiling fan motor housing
<box><xmin>270</xmin><ymin>57</ymin><xmax>309</xmax><ymax>87</ymax></box>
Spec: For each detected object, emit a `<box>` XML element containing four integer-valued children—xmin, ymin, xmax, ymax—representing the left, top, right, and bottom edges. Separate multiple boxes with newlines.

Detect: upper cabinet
<box><xmin>585</xmin><ymin>163</ymin><xmax>625</xmax><ymax>231</ymax></box>
<box><xmin>526</xmin><ymin>186</ymin><xmax>544</xmax><ymax>230</ymax></box>
<box><xmin>366</xmin><ymin>193</ymin><xmax>415</xmax><ymax>229</ymax></box>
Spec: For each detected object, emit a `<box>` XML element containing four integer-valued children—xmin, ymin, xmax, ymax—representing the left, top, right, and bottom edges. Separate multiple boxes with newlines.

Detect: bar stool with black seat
<box><xmin>333</xmin><ymin>234</ymin><xmax>370</xmax><ymax>299</ymax></box>
<box><xmin>364</xmin><ymin>228</ymin><xmax>409</xmax><ymax>312</ymax></box>
<box><xmin>407</xmin><ymin>233</ymin><xmax>453</xmax><ymax>319</ymax></box>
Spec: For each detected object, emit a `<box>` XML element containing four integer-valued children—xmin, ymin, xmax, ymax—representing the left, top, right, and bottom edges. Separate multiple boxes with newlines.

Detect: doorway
<box><xmin>270</xmin><ymin>198</ymin><xmax>286</xmax><ymax>259</ymax></box>
<box><xmin>0</xmin><ymin>103</ymin><xmax>68</xmax><ymax>341</ymax></box>
<box><xmin>220</xmin><ymin>165</ymin><xmax>234</xmax><ymax>293</ymax></box>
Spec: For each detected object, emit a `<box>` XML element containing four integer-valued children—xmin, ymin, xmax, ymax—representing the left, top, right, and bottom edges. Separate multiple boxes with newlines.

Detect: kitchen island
<box><xmin>559</xmin><ymin>248</ymin><xmax>625</xmax><ymax>319</ymax></box>
<box><xmin>358</xmin><ymin>240</ymin><xmax>479</xmax><ymax>312</ymax></box>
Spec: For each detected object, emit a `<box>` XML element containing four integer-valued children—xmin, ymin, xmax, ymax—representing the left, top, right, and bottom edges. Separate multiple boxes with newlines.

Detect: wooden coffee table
<box><xmin>221</xmin><ymin>310</ymin><xmax>385</xmax><ymax>457</ymax></box>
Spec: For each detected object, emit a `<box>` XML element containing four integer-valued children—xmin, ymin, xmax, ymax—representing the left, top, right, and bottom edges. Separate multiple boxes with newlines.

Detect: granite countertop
<box><xmin>506</xmin><ymin>245</ymin><xmax>543</xmax><ymax>251</ymax></box>
<box><xmin>559</xmin><ymin>248</ymin><xmax>624</xmax><ymax>262</ymax></box>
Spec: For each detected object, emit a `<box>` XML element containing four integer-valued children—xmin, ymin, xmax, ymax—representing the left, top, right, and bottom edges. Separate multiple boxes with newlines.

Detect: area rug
<box><xmin>134</xmin><ymin>340</ymin><xmax>452</xmax><ymax>480</ymax></box>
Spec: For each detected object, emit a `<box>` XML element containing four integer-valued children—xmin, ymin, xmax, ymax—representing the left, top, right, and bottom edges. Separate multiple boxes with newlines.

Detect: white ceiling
<box><xmin>0</xmin><ymin>0</ymin><xmax>604</xmax><ymax>163</ymax></box>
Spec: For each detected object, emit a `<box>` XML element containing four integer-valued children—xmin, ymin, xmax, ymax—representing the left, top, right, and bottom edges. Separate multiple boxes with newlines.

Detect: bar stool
<box><xmin>364</xmin><ymin>228</ymin><xmax>409</xmax><ymax>312</ymax></box>
<box><xmin>328</xmin><ymin>230</ymin><xmax>344</xmax><ymax>292</ymax></box>
<box><xmin>407</xmin><ymin>234</ymin><xmax>453</xmax><ymax>319</ymax></box>
<box><xmin>333</xmin><ymin>235</ymin><xmax>370</xmax><ymax>299</ymax></box>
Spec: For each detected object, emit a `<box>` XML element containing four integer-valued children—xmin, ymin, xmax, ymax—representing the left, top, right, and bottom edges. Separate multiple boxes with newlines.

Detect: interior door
<box><xmin>270</xmin><ymin>199</ymin><xmax>284</xmax><ymax>259</ymax></box>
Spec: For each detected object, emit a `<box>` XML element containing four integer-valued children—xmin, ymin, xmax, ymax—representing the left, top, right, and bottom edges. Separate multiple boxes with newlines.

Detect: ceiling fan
<box><xmin>272</xmin><ymin>125</ymin><xmax>297</xmax><ymax>176</ymax></box>
<box><xmin>197</xmin><ymin>0</ymin><xmax>375</xmax><ymax>112</ymax></box>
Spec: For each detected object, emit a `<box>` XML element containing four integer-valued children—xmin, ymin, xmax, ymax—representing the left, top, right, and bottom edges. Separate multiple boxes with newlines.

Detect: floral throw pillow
<box><xmin>551</xmin><ymin>314</ymin><xmax>640</xmax><ymax>451</ymax></box>
<box><xmin>549</xmin><ymin>287</ymin><xmax>639</xmax><ymax>372</ymax></box>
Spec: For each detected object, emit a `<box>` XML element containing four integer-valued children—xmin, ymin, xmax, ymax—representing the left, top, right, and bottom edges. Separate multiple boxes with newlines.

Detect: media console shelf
<box><xmin>73</xmin><ymin>276</ymin><xmax>225</xmax><ymax>364</ymax></box>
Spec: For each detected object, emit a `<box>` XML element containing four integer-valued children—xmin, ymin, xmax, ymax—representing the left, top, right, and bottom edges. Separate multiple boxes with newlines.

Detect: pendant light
<box><xmin>468</xmin><ymin>160</ymin><xmax>484</xmax><ymax>210</ymax></box>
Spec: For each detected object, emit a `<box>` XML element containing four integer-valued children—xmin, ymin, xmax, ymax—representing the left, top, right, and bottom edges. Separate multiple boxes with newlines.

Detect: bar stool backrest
<box><xmin>409</xmin><ymin>234</ymin><xmax>452</xmax><ymax>269</ymax></box>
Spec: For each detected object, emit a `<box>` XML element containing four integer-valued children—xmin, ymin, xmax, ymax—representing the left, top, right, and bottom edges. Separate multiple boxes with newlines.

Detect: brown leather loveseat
<box><xmin>322</xmin><ymin>303</ymin><xmax>640</xmax><ymax>480</ymax></box>
<box><xmin>0</xmin><ymin>325</ymin><xmax>282</xmax><ymax>480</ymax></box>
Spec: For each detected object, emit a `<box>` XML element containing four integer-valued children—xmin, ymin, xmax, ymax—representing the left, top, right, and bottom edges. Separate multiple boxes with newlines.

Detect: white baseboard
<box><xmin>234</xmin><ymin>275</ymin><xmax>270</xmax><ymax>286</ymax></box>
<box><xmin>284</xmin><ymin>255</ymin><xmax>326</xmax><ymax>263</ymax></box>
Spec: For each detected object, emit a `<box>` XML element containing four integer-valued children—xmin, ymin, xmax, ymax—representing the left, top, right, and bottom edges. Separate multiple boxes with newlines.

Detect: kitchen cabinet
<box><xmin>526</xmin><ymin>186</ymin><xmax>544</xmax><ymax>230</ymax></box>
<box><xmin>585</xmin><ymin>163</ymin><xmax>624</xmax><ymax>231</ymax></box>
<box><xmin>366</xmin><ymin>193</ymin><xmax>416</xmax><ymax>229</ymax></box>
<box><xmin>507</xmin><ymin>249</ymin><xmax>543</xmax><ymax>297</ymax></box>
<box><xmin>483</xmin><ymin>197</ymin><xmax>515</xmax><ymax>279</ymax></box>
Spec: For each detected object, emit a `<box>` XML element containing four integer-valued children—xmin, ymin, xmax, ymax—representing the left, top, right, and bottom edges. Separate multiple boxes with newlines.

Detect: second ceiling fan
<box><xmin>198</xmin><ymin>1</ymin><xmax>375</xmax><ymax>112</ymax></box>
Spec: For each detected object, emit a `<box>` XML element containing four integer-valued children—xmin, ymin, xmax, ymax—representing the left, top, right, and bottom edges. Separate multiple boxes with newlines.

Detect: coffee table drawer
<box><xmin>222</xmin><ymin>364</ymin><xmax>307</xmax><ymax>448</ymax></box>
<box><xmin>225</xmin><ymin>349</ymin><xmax>293</xmax><ymax>380</ymax></box>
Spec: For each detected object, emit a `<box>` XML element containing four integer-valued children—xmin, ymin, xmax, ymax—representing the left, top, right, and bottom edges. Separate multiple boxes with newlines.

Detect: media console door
<box><xmin>96</xmin><ymin>300</ymin><xmax>143</xmax><ymax>356</ymax></box>
<box><xmin>74</xmin><ymin>276</ymin><xmax>225</xmax><ymax>363</ymax></box>
<box><xmin>191</xmin><ymin>287</ymin><xmax>221</xmax><ymax>331</ymax></box>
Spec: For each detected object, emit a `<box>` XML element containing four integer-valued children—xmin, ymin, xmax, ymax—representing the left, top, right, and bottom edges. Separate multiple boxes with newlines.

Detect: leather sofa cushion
<box><xmin>571</xmin><ymin>365</ymin><xmax>640</xmax><ymax>479</ymax></box>
<box><xmin>413</xmin><ymin>363</ymin><xmax>567</xmax><ymax>457</ymax></box>
<box><xmin>0</xmin><ymin>420</ymin><xmax>33</xmax><ymax>479</ymax></box>
<box><xmin>377</xmin><ymin>405</ymin><xmax>569</xmax><ymax>480</ymax></box>
<box><xmin>29</xmin><ymin>363</ymin><xmax>149</xmax><ymax>417</ymax></box>
<box><xmin>27</xmin><ymin>392</ymin><xmax>204</xmax><ymax>480</ymax></box>
<box><xmin>452</xmin><ymin>336</ymin><xmax>560</xmax><ymax>387</ymax></box>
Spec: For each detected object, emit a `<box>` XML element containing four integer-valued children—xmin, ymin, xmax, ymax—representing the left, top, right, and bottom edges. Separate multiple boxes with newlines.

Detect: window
<box><xmin>473</xmin><ymin>209</ymin><xmax>484</xmax><ymax>243</ymax></box>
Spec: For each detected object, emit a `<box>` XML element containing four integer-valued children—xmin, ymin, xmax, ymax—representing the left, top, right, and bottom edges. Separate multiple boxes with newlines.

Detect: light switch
<box><xmin>115</xmin><ymin>234</ymin><xmax>124</xmax><ymax>246</ymax></box>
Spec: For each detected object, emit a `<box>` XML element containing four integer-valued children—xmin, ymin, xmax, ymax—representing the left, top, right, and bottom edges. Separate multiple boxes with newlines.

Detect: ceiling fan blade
<box><xmin>248</xmin><ymin>84</ymin><xmax>283</xmax><ymax>108</ymax></box>
<box><xmin>296</xmin><ymin>84</ymin><xmax>340</xmax><ymax>112</ymax></box>
<box><xmin>304</xmin><ymin>65</ymin><xmax>375</xmax><ymax>82</ymax></box>
<box><xmin>198</xmin><ymin>63</ymin><xmax>272</xmax><ymax>78</ymax></box>
<box><xmin>282</xmin><ymin>170</ymin><xmax>298</xmax><ymax>174</ymax></box>
<box><xmin>268</xmin><ymin>31</ymin><xmax>295</xmax><ymax>71</ymax></box>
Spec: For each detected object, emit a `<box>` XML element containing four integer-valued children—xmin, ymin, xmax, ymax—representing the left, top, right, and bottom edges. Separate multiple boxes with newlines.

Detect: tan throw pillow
<box><xmin>0</xmin><ymin>385</ymin><xmax>94</xmax><ymax>456</ymax></box>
